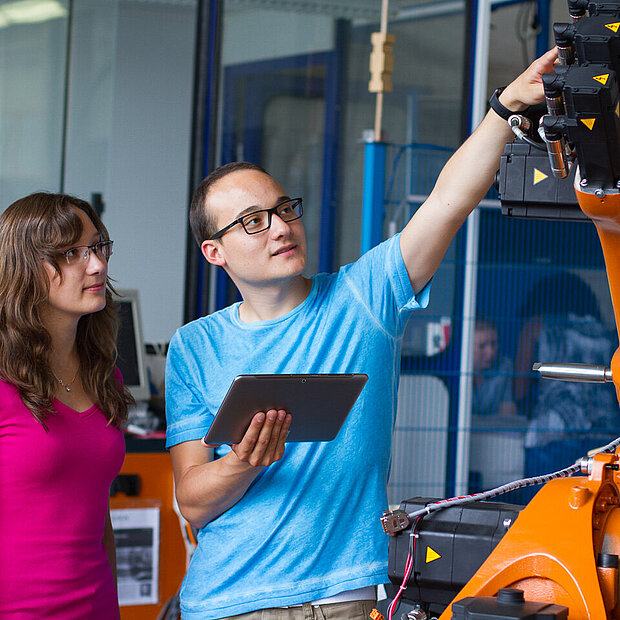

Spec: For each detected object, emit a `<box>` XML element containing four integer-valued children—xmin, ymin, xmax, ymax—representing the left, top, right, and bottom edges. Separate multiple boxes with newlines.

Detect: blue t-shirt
<box><xmin>165</xmin><ymin>234</ymin><xmax>429</xmax><ymax>619</ymax></box>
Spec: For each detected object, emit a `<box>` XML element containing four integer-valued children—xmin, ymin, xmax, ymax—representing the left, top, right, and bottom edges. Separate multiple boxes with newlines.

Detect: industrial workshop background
<box><xmin>1</xmin><ymin>0</ymin><xmax>618</xmax><ymax>614</ymax></box>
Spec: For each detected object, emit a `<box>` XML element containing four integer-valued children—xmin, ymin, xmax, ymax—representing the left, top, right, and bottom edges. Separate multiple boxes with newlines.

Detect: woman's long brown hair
<box><xmin>0</xmin><ymin>192</ymin><xmax>134</xmax><ymax>428</ymax></box>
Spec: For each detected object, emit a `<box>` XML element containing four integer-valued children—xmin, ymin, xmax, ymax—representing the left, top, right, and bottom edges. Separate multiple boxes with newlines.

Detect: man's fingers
<box><xmin>232</xmin><ymin>409</ymin><xmax>291</xmax><ymax>466</ymax></box>
<box><xmin>251</xmin><ymin>409</ymin><xmax>284</xmax><ymax>465</ymax></box>
<box><xmin>232</xmin><ymin>411</ymin><xmax>267</xmax><ymax>460</ymax></box>
<box><xmin>273</xmin><ymin>413</ymin><xmax>292</xmax><ymax>460</ymax></box>
<box><xmin>261</xmin><ymin>410</ymin><xmax>289</xmax><ymax>464</ymax></box>
<box><xmin>235</xmin><ymin>410</ymin><xmax>279</xmax><ymax>465</ymax></box>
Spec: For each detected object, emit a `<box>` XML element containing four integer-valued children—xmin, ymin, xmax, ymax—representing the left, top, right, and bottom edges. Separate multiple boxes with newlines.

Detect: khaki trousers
<box><xmin>215</xmin><ymin>599</ymin><xmax>377</xmax><ymax>620</ymax></box>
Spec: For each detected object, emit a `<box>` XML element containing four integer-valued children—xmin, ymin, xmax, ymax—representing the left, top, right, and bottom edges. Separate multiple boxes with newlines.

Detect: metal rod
<box><xmin>533</xmin><ymin>362</ymin><xmax>613</xmax><ymax>383</ymax></box>
<box><xmin>59</xmin><ymin>0</ymin><xmax>74</xmax><ymax>193</ymax></box>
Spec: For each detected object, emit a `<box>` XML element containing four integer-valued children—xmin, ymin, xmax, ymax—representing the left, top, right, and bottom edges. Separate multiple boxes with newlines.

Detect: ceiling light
<box><xmin>0</xmin><ymin>0</ymin><xmax>66</xmax><ymax>25</ymax></box>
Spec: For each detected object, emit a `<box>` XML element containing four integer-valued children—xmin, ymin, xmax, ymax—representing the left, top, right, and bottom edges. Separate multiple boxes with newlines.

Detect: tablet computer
<box><xmin>203</xmin><ymin>373</ymin><xmax>368</xmax><ymax>445</ymax></box>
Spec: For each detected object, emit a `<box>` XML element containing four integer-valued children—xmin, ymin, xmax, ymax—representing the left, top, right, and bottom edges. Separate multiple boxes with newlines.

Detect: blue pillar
<box><xmin>361</xmin><ymin>141</ymin><xmax>386</xmax><ymax>254</ymax></box>
<box><xmin>536</xmin><ymin>0</ymin><xmax>551</xmax><ymax>57</ymax></box>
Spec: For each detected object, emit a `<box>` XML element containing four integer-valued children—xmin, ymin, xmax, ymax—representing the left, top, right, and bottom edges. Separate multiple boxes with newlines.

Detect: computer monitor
<box><xmin>114</xmin><ymin>289</ymin><xmax>150</xmax><ymax>402</ymax></box>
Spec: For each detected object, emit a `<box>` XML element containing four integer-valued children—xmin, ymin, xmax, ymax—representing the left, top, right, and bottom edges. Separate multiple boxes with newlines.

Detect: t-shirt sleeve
<box><xmin>165</xmin><ymin>329</ymin><xmax>215</xmax><ymax>448</ymax></box>
<box><xmin>341</xmin><ymin>232</ymin><xmax>430</xmax><ymax>335</ymax></box>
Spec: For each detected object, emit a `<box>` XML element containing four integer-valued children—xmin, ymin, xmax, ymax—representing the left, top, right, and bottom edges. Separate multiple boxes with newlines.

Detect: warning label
<box><xmin>533</xmin><ymin>168</ymin><xmax>548</xmax><ymax>185</ymax></box>
<box><xmin>426</xmin><ymin>546</ymin><xmax>441</xmax><ymax>563</ymax></box>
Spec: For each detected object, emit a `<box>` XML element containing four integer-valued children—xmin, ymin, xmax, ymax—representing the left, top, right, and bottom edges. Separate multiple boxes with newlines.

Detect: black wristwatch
<box><xmin>489</xmin><ymin>87</ymin><xmax>526</xmax><ymax>121</ymax></box>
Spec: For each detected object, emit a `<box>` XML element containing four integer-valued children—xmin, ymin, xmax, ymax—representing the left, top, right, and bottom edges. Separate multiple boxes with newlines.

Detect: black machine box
<box><xmin>388</xmin><ymin>497</ymin><xmax>524</xmax><ymax>610</ymax></box>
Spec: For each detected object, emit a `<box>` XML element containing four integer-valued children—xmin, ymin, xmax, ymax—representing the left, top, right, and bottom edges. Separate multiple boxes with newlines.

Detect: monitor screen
<box><xmin>114</xmin><ymin>289</ymin><xmax>150</xmax><ymax>402</ymax></box>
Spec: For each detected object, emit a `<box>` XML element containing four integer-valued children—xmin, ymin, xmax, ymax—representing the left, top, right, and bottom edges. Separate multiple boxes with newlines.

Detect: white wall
<box><xmin>65</xmin><ymin>1</ymin><xmax>196</xmax><ymax>343</ymax></box>
<box><xmin>102</xmin><ymin>3</ymin><xmax>195</xmax><ymax>343</ymax></box>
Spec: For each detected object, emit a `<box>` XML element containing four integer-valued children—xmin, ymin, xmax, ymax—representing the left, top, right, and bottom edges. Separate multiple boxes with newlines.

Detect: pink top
<box><xmin>0</xmin><ymin>379</ymin><xmax>125</xmax><ymax>619</ymax></box>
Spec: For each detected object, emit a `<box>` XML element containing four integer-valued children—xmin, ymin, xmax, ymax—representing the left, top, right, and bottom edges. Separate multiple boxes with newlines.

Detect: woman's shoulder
<box><xmin>0</xmin><ymin>379</ymin><xmax>23</xmax><ymax>417</ymax></box>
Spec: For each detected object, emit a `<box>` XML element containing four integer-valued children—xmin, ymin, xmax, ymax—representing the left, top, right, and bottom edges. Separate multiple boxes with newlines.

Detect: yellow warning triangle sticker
<box><xmin>606</xmin><ymin>22</ymin><xmax>620</xmax><ymax>32</ymax></box>
<box><xmin>533</xmin><ymin>168</ymin><xmax>548</xmax><ymax>185</ymax></box>
<box><xmin>426</xmin><ymin>546</ymin><xmax>441</xmax><ymax>563</ymax></box>
<box><xmin>593</xmin><ymin>74</ymin><xmax>609</xmax><ymax>85</ymax></box>
<box><xmin>581</xmin><ymin>118</ymin><xmax>596</xmax><ymax>130</ymax></box>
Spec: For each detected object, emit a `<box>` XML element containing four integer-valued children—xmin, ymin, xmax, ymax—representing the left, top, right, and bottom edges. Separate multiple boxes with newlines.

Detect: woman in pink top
<box><xmin>0</xmin><ymin>193</ymin><xmax>134</xmax><ymax>619</ymax></box>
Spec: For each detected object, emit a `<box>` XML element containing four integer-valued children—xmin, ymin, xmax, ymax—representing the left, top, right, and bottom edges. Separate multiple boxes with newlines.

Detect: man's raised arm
<box><xmin>400</xmin><ymin>48</ymin><xmax>558</xmax><ymax>294</ymax></box>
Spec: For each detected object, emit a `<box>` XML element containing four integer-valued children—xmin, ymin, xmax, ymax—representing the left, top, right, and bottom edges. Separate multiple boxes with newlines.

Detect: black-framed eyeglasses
<box><xmin>209</xmin><ymin>198</ymin><xmax>303</xmax><ymax>240</ymax></box>
<box><xmin>58</xmin><ymin>240</ymin><xmax>114</xmax><ymax>266</ymax></box>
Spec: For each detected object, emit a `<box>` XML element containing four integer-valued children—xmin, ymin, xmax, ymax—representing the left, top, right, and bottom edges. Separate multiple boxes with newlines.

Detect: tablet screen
<box><xmin>203</xmin><ymin>373</ymin><xmax>368</xmax><ymax>445</ymax></box>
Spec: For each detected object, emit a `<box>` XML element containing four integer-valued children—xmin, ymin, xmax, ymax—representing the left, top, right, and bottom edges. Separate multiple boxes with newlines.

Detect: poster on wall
<box><xmin>110</xmin><ymin>506</ymin><xmax>160</xmax><ymax>606</ymax></box>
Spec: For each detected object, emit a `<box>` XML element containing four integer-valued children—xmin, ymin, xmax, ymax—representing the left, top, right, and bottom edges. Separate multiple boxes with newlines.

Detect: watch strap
<box><xmin>489</xmin><ymin>87</ymin><xmax>525</xmax><ymax>121</ymax></box>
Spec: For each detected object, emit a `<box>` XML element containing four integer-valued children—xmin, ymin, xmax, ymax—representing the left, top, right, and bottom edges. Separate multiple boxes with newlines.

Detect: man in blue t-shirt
<box><xmin>165</xmin><ymin>50</ymin><xmax>557</xmax><ymax>620</ymax></box>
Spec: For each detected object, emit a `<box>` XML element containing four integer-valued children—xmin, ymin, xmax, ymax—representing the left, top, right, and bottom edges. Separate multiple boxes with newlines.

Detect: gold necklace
<box><xmin>53</xmin><ymin>368</ymin><xmax>79</xmax><ymax>393</ymax></box>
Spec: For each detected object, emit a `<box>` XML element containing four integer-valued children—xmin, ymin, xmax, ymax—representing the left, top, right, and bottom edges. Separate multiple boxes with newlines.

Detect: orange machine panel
<box><xmin>437</xmin><ymin>452</ymin><xmax>620</xmax><ymax>619</ymax></box>
<box><xmin>110</xmin><ymin>451</ymin><xmax>187</xmax><ymax>620</ymax></box>
<box><xmin>576</xmin><ymin>186</ymin><xmax>620</xmax><ymax>403</ymax></box>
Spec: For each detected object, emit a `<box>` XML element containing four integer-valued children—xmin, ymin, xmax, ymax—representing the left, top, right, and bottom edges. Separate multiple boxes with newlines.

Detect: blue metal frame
<box><xmin>535</xmin><ymin>0</ymin><xmax>551</xmax><ymax>57</ymax></box>
<box><xmin>319</xmin><ymin>19</ymin><xmax>346</xmax><ymax>273</ymax></box>
<box><xmin>194</xmin><ymin>0</ymin><xmax>221</xmax><ymax>319</ymax></box>
<box><xmin>361</xmin><ymin>142</ymin><xmax>387</xmax><ymax>254</ymax></box>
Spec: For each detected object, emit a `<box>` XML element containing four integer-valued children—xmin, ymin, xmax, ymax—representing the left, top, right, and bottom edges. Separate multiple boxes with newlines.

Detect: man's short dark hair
<box><xmin>189</xmin><ymin>161</ymin><xmax>268</xmax><ymax>245</ymax></box>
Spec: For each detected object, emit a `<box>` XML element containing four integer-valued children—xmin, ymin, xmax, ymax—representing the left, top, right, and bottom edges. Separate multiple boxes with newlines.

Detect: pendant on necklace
<box><xmin>57</xmin><ymin>377</ymin><xmax>71</xmax><ymax>393</ymax></box>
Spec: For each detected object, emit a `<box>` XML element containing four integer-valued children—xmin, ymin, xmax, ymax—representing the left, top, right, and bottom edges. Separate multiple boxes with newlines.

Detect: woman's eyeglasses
<box><xmin>58</xmin><ymin>240</ymin><xmax>114</xmax><ymax>266</ymax></box>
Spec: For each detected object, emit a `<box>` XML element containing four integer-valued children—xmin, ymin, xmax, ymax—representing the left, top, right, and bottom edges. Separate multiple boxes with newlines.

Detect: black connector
<box><xmin>568</xmin><ymin>0</ymin><xmax>588</xmax><ymax>19</ymax></box>
<box><xmin>381</xmin><ymin>509</ymin><xmax>411</xmax><ymax>535</ymax></box>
